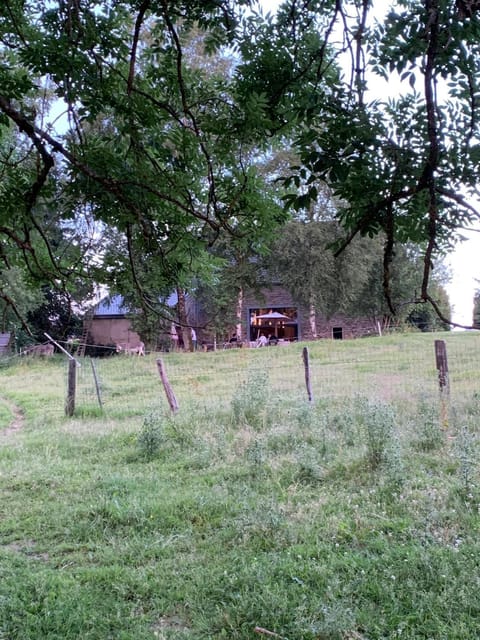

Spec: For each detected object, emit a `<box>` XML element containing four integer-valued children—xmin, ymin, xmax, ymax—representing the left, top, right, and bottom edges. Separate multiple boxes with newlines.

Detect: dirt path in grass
<box><xmin>1</xmin><ymin>397</ymin><xmax>25</xmax><ymax>437</ymax></box>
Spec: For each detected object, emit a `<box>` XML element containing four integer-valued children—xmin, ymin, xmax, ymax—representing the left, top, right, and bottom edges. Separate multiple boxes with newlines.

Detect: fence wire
<box><xmin>71</xmin><ymin>332</ymin><xmax>480</xmax><ymax>419</ymax></box>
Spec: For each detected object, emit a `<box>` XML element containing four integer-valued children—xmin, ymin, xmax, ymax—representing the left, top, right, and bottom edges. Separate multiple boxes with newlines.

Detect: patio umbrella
<box><xmin>254</xmin><ymin>311</ymin><xmax>291</xmax><ymax>337</ymax></box>
<box><xmin>255</xmin><ymin>312</ymin><xmax>291</xmax><ymax>320</ymax></box>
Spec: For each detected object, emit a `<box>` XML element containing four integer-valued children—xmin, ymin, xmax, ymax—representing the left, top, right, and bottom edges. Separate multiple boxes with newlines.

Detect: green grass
<box><xmin>1</xmin><ymin>332</ymin><xmax>480</xmax><ymax>638</ymax></box>
<box><xmin>0</xmin><ymin>401</ymin><xmax>13</xmax><ymax>429</ymax></box>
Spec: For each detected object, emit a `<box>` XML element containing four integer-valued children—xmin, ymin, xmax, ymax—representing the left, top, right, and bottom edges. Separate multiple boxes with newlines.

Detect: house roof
<box><xmin>93</xmin><ymin>292</ymin><xmax>179</xmax><ymax>317</ymax></box>
<box><xmin>94</xmin><ymin>295</ymin><xmax>130</xmax><ymax>317</ymax></box>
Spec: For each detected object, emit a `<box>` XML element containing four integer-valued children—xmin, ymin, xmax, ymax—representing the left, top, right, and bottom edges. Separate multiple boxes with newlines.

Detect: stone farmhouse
<box><xmin>241</xmin><ymin>284</ymin><xmax>380</xmax><ymax>343</ymax></box>
<box><xmin>83</xmin><ymin>285</ymin><xmax>380</xmax><ymax>352</ymax></box>
<box><xmin>83</xmin><ymin>295</ymin><xmax>143</xmax><ymax>352</ymax></box>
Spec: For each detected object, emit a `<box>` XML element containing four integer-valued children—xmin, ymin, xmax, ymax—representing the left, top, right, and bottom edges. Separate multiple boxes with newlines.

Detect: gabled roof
<box><xmin>94</xmin><ymin>295</ymin><xmax>130</xmax><ymax>317</ymax></box>
<box><xmin>93</xmin><ymin>292</ymin><xmax>179</xmax><ymax>317</ymax></box>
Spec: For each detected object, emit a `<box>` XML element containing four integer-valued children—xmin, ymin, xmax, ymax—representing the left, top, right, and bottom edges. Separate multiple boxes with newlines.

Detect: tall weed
<box><xmin>356</xmin><ymin>398</ymin><xmax>402</xmax><ymax>475</ymax></box>
<box><xmin>136</xmin><ymin>410</ymin><xmax>166</xmax><ymax>459</ymax></box>
<box><xmin>231</xmin><ymin>369</ymin><xmax>270</xmax><ymax>428</ymax></box>
<box><xmin>412</xmin><ymin>396</ymin><xmax>444</xmax><ymax>452</ymax></box>
<box><xmin>295</xmin><ymin>443</ymin><xmax>325</xmax><ymax>484</ymax></box>
<box><xmin>455</xmin><ymin>424</ymin><xmax>478</xmax><ymax>497</ymax></box>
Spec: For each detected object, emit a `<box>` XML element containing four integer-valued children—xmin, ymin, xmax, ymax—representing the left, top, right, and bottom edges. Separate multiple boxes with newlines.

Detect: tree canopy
<box><xmin>0</xmin><ymin>0</ymin><xmax>478</xmax><ymax>329</ymax></box>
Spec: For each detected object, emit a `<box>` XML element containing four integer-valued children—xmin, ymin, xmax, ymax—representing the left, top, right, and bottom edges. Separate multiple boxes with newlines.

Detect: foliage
<box><xmin>0</xmin><ymin>267</ymin><xmax>45</xmax><ymax>335</ymax></box>
<box><xmin>412</xmin><ymin>397</ymin><xmax>445</xmax><ymax>452</ymax></box>
<box><xmin>356</xmin><ymin>398</ymin><xmax>401</xmax><ymax>470</ymax></box>
<box><xmin>455</xmin><ymin>424</ymin><xmax>478</xmax><ymax>496</ymax></box>
<box><xmin>266</xmin><ymin>219</ymin><xmax>373</xmax><ymax>319</ymax></box>
<box><xmin>406</xmin><ymin>283</ymin><xmax>452</xmax><ymax>332</ymax></box>
<box><xmin>0</xmin><ymin>122</ymin><xmax>98</xmax><ymax>333</ymax></box>
<box><xmin>265</xmin><ymin>218</ymin><xmax>451</xmax><ymax>328</ymax></box>
<box><xmin>136</xmin><ymin>410</ymin><xmax>166</xmax><ymax>460</ymax></box>
<box><xmin>0</xmin><ymin>0</ymin><xmax>476</xmax><ymax>331</ymax></box>
<box><xmin>192</xmin><ymin>238</ymin><xmax>276</xmax><ymax>339</ymax></box>
<box><xmin>26</xmin><ymin>287</ymin><xmax>83</xmax><ymax>343</ymax></box>
<box><xmin>270</xmin><ymin>0</ymin><xmax>480</xmax><ymax>324</ymax></box>
<box><xmin>0</xmin><ymin>1</ymin><xmax>288</xmax><ymax>330</ymax></box>
<box><xmin>231</xmin><ymin>368</ymin><xmax>271</xmax><ymax>428</ymax></box>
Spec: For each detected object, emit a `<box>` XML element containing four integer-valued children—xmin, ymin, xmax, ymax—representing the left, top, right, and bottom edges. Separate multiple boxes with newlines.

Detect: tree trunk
<box><xmin>235</xmin><ymin>287</ymin><xmax>243</xmax><ymax>340</ymax></box>
<box><xmin>176</xmin><ymin>287</ymin><xmax>192</xmax><ymax>351</ymax></box>
<box><xmin>309</xmin><ymin>297</ymin><xmax>317</xmax><ymax>339</ymax></box>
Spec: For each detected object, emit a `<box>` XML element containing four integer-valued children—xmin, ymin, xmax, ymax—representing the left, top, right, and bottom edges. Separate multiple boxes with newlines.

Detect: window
<box><xmin>332</xmin><ymin>326</ymin><xmax>343</xmax><ymax>340</ymax></box>
<box><xmin>249</xmin><ymin>307</ymin><xmax>298</xmax><ymax>341</ymax></box>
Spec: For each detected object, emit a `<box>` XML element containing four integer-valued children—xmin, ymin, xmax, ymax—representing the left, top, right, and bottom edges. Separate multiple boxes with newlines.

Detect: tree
<box><xmin>406</xmin><ymin>284</ymin><xmax>451</xmax><ymax>331</ymax></box>
<box><xmin>26</xmin><ymin>287</ymin><xmax>82</xmax><ymax>344</ymax></box>
<box><xmin>0</xmin><ymin>0</ymin><xmax>288</xmax><ymax>329</ymax></box>
<box><xmin>266</xmin><ymin>215</ymin><xmax>451</xmax><ymax>331</ymax></box>
<box><xmin>0</xmin><ymin>0</ymin><xmax>478</xmax><ymax>329</ymax></box>
<box><xmin>263</xmin><ymin>0</ymin><xmax>480</xmax><ymax>326</ymax></box>
<box><xmin>351</xmin><ymin>243</ymin><xmax>452</xmax><ymax>330</ymax></box>
<box><xmin>0</xmin><ymin>267</ymin><xmax>44</xmax><ymax>338</ymax></box>
<box><xmin>266</xmin><ymin>219</ymin><xmax>373</xmax><ymax>332</ymax></box>
<box><xmin>0</xmin><ymin>113</ymin><xmax>100</xmax><ymax>333</ymax></box>
<box><xmin>192</xmin><ymin>242</ymin><xmax>268</xmax><ymax>341</ymax></box>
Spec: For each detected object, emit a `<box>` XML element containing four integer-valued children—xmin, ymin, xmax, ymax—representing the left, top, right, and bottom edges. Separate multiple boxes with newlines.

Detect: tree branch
<box><xmin>0</xmin><ymin>289</ymin><xmax>34</xmax><ymax>336</ymax></box>
<box><xmin>127</xmin><ymin>0</ymin><xmax>151</xmax><ymax>95</ymax></box>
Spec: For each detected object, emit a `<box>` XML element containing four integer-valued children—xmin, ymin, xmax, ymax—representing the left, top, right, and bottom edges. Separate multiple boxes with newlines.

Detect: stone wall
<box><xmin>242</xmin><ymin>285</ymin><xmax>379</xmax><ymax>341</ymax></box>
<box><xmin>88</xmin><ymin>317</ymin><xmax>142</xmax><ymax>347</ymax></box>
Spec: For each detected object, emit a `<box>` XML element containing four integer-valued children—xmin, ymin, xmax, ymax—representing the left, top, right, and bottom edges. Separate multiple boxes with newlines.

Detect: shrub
<box><xmin>136</xmin><ymin>410</ymin><xmax>166</xmax><ymax>460</ymax></box>
<box><xmin>295</xmin><ymin>444</ymin><xmax>325</xmax><ymax>485</ymax></box>
<box><xmin>83</xmin><ymin>343</ymin><xmax>117</xmax><ymax>358</ymax></box>
<box><xmin>357</xmin><ymin>398</ymin><xmax>399</xmax><ymax>469</ymax></box>
<box><xmin>455</xmin><ymin>424</ymin><xmax>478</xmax><ymax>497</ymax></box>
<box><xmin>412</xmin><ymin>397</ymin><xmax>444</xmax><ymax>452</ymax></box>
<box><xmin>231</xmin><ymin>369</ymin><xmax>270</xmax><ymax>428</ymax></box>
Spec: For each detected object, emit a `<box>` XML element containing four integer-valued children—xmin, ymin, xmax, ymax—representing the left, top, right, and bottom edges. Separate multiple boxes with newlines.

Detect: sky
<box><xmin>259</xmin><ymin>0</ymin><xmax>480</xmax><ymax>328</ymax></box>
<box><xmin>445</xmin><ymin>228</ymin><xmax>479</xmax><ymax>327</ymax></box>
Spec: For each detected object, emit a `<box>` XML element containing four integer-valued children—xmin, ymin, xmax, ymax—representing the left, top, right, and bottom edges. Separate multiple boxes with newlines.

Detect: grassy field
<box><xmin>1</xmin><ymin>332</ymin><xmax>480</xmax><ymax>639</ymax></box>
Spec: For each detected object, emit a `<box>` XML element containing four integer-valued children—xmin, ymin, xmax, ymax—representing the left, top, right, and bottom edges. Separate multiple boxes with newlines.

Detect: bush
<box><xmin>83</xmin><ymin>343</ymin><xmax>117</xmax><ymax>358</ymax></box>
<box><xmin>412</xmin><ymin>397</ymin><xmax>444</xmax><ymax>452</ymax></box>
<box><xmin>136</xmin><ymin>411</ymin><xmax>166</xmax><ymax>460</ymax></box>
<box><xmin>231</xmin><ymin>369</ymin><xmax>270</xmax><ymax>428</ymax></box>
<box><xmin>357</xmin><ymin>399</ymin><xmax>399</xmax><ymax>469</ymax></box>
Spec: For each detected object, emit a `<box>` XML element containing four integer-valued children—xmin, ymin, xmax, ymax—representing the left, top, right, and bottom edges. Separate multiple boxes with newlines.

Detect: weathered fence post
<box><xmin>434</xmin><ymin>339</ymin><xmax>449</xmax><ymax>428</ymax></box>
<box><xmin>302</xmin><ymin>346</ymin><xmax>313</xmax><ymax>404</ymax></box>
<box><xmin>156</xmin><ymin>358</ymin><xmax>179</xmax><ymax>414</ymax></box>
<box><xmin>65</xmin><ymin>359</ymin><xmax>77</xmax><ymax>416</ymax></box>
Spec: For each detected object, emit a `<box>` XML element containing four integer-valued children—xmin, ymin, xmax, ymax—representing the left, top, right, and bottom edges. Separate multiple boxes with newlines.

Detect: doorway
<box><xmin>332</xmin><ymin>326</ymin><xmax>343</xmax><ymax>340</ymax></box>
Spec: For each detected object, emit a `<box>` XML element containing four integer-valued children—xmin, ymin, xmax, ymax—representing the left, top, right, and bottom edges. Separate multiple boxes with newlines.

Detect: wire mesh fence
<box><xmin>70</xmin><ymin>332</ymin><xmax>480</xmax><ymax>420</ymax></box>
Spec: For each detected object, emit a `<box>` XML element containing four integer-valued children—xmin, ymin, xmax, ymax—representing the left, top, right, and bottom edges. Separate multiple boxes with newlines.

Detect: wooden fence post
<box><xmin>434</xmin><ymin>339</ymin><xmax>449</xmax><ymax>428</ymax></box>
<box><xmin>302</xmin><ymin>346</ymin><xmax>313</xmax><ymax>404</ymax></box>
<box><xmin>156</xmin><ymin>358</ymin><xmax>179</xmax><ymax>414</ymax></box>
<box><xmin>65</xmin><ymin>359</ymin><xmax>77</xmax><ymax>416</ymax></box>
